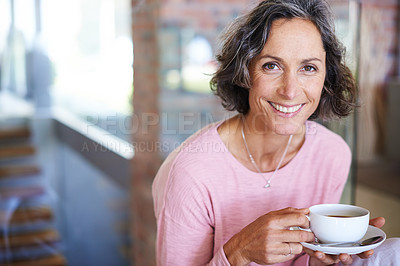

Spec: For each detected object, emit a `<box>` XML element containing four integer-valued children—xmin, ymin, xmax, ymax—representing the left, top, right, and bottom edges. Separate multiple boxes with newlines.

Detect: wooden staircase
<box><xmin>0</xmin><ymin>124</ymin><xmax>66</xmax><ymax>266</ymax></box>
<box><xmin>0</xmin><ymin>145</ymin><xmax>36</xmax><ymax>160</ymax></box>
<box><xmin>0</xmin><ymin>165</ymin><xmax>41</xmax><ymax>179</ymax></box>
<box><xmin>0</xmin><ymin>127</ymin><xmax>31</xmax><ymax>141</ymax></box>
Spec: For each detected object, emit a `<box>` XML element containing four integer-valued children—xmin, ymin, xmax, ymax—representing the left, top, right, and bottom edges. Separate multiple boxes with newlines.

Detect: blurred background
<box><xmin>0</xmin><ymin>0</ymin><xmax>399</xmax><ymax>265</ymax></box>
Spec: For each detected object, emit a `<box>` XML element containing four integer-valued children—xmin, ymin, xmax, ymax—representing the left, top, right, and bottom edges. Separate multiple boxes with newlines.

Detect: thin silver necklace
<box><xmin>241</xmin><ymin>122</ymin><xmax>293</xmax><ymax>188</ymax></box>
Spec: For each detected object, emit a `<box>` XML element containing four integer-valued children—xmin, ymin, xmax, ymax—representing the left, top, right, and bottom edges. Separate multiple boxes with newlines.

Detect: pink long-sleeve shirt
<box><xmin>152</xmin><ymin>120</ymin><xmax>351</xmax><ymax>266</ymax></box>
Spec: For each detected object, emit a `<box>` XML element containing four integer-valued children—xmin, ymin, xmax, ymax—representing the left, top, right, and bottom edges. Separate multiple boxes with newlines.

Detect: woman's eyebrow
<box><xmin>301</xmin><ymin>58</ymin><xmax>323</xmax><ymax>64</ymax></box>
<box><xmin>258</xmin><ymin>54</ymin><xmax>283</xmax><ymax>62</ymax></box>
<box><xmin>258</xmin><ymin>54</ymin><xmax>323</xmax><ymax>64</ymax></box>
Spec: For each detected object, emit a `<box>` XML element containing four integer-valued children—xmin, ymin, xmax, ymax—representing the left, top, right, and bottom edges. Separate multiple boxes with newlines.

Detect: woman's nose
<box><xmin>277</xmin><ymin>72</ymin><xmax>301</xmax><ymax>100</ymax></box>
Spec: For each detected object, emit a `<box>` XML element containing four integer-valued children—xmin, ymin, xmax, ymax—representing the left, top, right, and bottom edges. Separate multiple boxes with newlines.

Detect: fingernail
<box><xmin>316</xmin><ymin>253</ymin><xmax>323</xmax><ymax>259</ymax></box>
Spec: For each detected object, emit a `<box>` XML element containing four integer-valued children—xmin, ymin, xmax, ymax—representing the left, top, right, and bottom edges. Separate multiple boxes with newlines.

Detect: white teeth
<box><xmin>271</xmin><ymin>102</ymin><xmax>302</xmax><ymax>113</ymax></box>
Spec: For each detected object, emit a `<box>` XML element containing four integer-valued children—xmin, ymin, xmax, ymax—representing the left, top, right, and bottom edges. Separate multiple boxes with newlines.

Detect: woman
<box><xmin>153</xmin><ymin>0</ymin><xmax>384</xmax><ymax>265</ymax></box>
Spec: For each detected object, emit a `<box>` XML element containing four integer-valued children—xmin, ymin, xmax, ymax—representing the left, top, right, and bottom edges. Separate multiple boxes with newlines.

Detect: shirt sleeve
<box><xmin>155</xmin><ymin>163</ymin><xmax>230</xmax><ymax>266</ymax></box>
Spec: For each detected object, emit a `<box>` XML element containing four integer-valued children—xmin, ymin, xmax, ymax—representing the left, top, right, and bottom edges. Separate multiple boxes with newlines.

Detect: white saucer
<box><xmin>300</xmin><ymin>225</ymin><xmax>386</xmax><ymax>255</ymax></box>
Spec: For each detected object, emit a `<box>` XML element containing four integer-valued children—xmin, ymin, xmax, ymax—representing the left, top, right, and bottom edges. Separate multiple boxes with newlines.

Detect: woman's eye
<box><xmin>263</xmin><ymin>63</ymin><xmax>279</xmax><ymax>71</ymax></box>
<box><xmin>303</xmin><ymin>65</ymin><xmax>316</xmax><ymax>72</ymax></box>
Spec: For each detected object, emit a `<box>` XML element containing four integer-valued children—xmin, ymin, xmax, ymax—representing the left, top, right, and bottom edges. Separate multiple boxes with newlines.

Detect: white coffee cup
<box><xmin>308</xmin><ymin>204</ymin><xmax>370</xmax><ymax>243</ymax></box>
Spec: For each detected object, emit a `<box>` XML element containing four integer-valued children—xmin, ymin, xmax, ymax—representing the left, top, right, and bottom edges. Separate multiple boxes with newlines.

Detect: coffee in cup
<box><xmin>308</xmin><ymin>204</ymin><xmax>370</xmax><ymax>243</ymax></box>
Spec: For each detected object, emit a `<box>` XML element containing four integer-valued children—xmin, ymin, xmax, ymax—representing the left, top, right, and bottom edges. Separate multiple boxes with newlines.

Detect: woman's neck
<box><xmin>217</xmin><ymin>114</ymin><xmax>306</xmax><ymax>172</ymax></box>
<box><xmin>222</xmin><ymin>114</ymin><xmax>306</xmax><ymax>172</ymax></box>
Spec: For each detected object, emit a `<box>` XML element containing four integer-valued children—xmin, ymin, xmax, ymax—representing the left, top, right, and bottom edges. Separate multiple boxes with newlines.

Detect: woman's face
<box><xmin>248</xmin><ymin>18</ymin><xmax>326</xmax><ymax>135</ymax></box>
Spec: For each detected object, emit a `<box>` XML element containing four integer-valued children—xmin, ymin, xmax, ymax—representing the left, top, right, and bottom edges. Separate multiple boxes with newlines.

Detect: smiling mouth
<box><xmin>269</xmin><ymin>102</ymin><xmax>304</xmax><ymax>114</ymax></box>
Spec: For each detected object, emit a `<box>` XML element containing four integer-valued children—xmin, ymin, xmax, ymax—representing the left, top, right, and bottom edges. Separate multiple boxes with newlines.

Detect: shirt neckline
<box><xmin>213</xmin><ymin>120</ymin><xmax>312</xmax><ymax>176</ymax></box>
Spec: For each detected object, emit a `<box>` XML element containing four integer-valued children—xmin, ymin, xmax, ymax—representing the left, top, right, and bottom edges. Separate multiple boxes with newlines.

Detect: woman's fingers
<box><xmin>276</xmin><ymin>207</ymin><xmax>310</xmax><ymax>215</ymax></box>
<box><xmin>357</xmin><ymin>249</ymin><xmax>374</xmax><ymax>259</ymax></box>
<box><xmin>275</xmin><ymin>228</ymin><xmax>314</xmax><ymax>243</ymax></box>
<box><xmin>281</xmin><ymin>242</ymin><xmax>303</xmax><ymax>256</ymax></box>
<box><xmin>339</xmin><ymin>253</ymin><xmax>353</xmax><ymax>265</ymax></box>
<box><xmin>265</xmin><ymin>210</ymin><xmax>310</xmax><ymax>229</ymax></box>
<box><xmin>369</xmin><ymin>217</ymin><xmax>385</xmax><ymax>228</ymax></box>
<box><xmin>304</xmin><ymin>249</ymin><xmax>340</xmax><ymax>265</ymax></box>
<box><xmin>306</xmin><ymin>249</ymin><xmax>371</xmax><ymax>266</ymax></box>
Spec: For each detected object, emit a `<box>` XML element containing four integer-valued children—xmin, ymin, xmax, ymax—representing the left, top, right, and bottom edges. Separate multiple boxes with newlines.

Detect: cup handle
<box><xmin>296</xmin><ymin>227</ymin><xmax>312</xmax><ymax>232</ymax></box>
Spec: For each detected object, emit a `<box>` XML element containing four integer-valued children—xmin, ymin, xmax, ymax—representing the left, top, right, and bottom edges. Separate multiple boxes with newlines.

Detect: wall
<box><xmin>131</xmin><ymin>0</ymin><xmax>162</xmax><ymax>265</ymax></box>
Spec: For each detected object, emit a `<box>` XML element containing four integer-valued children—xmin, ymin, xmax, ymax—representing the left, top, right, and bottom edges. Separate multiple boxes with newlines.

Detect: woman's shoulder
<box><xmin>305</xmin><ymin>120</ymin><xmax>351</xmax><ymax>157</ymax></box>
<box><xmin>153</xmin><ymin>121</ymin><xmax>226</xmax><ymax>217</ymax></box>
<box><xmin>167</xmin><ymin>121</ymin><xmax>226</xmax><ymax>164</ymax></box>
<box><xmin>154</xmin><ymin>121</ymin><xmax>228</xmax><ymax>185</ymax></box>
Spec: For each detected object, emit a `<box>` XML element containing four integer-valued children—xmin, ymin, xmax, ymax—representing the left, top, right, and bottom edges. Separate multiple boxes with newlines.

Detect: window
<box><xmin>42</xmin><ymin>0</ymin><xmax>133</xmax><ymax>118</ymax></box>
<box><xmin>158</xmin><ymin>3</ymin><xmax>249</xmax><ymax>157</ymax></box>
<box><xmin>0</xmin><ymin>0</ymin><xmax>133</xmax><ymax>141</ymax></box>
<box><xmin>1</xmin><ymin>0</ymin><xmax>36</xmax><ymax>98</ymax></box>
<box><xmin>160</xmin><ymin>28</ymin><xmax>216</xmax><ymax>93</ymax></box>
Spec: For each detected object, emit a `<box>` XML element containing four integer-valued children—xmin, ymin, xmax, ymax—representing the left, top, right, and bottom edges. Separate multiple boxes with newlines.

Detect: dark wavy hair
<box><xmin>210</xmin><ymin>0</ymin><xmax>357</xmax><ymax>120</ymax></box>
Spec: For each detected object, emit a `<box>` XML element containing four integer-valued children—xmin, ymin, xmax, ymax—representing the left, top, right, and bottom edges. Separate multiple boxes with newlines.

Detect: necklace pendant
<box><xmin>241</xmin><ymin>121</ymin><xmax>293</xmax><ymax>191</ymax></box>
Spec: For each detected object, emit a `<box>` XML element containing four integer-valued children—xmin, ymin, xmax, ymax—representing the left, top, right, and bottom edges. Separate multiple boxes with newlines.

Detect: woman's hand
<box><xmin>305</xmin><ymin>216</ymin><xmax>386</xmax><ymax>265</ymax></box>
<box><xmin>223</xmin><ymin>207</ymin><xmax>315</xmax><ymax>266</ymax></box>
